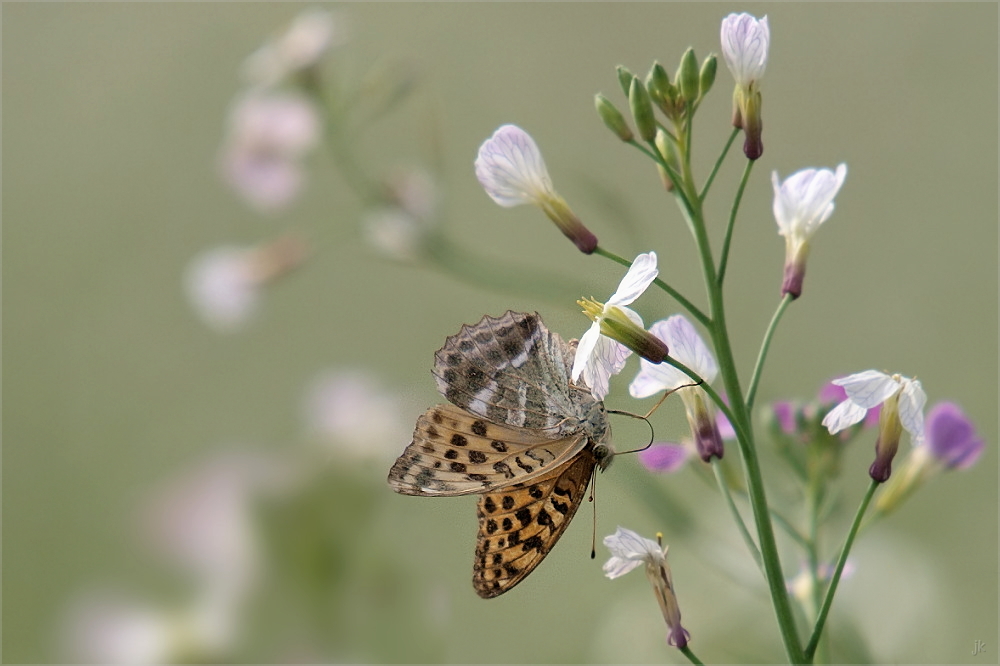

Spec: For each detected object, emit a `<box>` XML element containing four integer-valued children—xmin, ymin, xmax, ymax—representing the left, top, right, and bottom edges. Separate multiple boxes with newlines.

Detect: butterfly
<box><xmin>388</xmin><ymin>311</ymin><xmax>615</xmax><ymax>598</ymax></box>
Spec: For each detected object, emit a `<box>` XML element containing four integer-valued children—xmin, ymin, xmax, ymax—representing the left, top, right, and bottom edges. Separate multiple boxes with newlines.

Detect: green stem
<box><xmin>717</xmin><ymin>157</ymin><xmax>754</xmax><ymax>285</ymax></box>
<box><xmin>680</xmin><ymin>644</ymin><xmax>705</xmax><ymax>665</ymax></box>
<box><xmin>700</xmin><ymin>128</ymin><xmax>740</xmax><ymax>202</ymax></box>
<box><xmin>679</xmin><ymin>169</ymin><xmax>804</xmax><ymax>662</ymax></box>
<box><xmin>745</xmin><ymin>294</ymin><xmax>793</xmax><ymax>410</ymax></box>
<box><xmin>804</xmin><ymin>480</ymin><xmax>879</xmax><ymax>661</ymax></box>
<box><xmin>712</xmin><ymin>460</ymin><xmax>763</xmax><ymax>573</ymax></box>
<box><xmin>592</xmin><ymin>246</ymin><xmax>710</xmax><ymax>328</ymax></box>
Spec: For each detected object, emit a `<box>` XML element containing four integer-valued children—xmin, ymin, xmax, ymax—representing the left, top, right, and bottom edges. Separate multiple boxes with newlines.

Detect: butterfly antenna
<box><xmin>608</xmin><ymin>382</ymin><xmax>702</xmax><ymax>456</ymax></box>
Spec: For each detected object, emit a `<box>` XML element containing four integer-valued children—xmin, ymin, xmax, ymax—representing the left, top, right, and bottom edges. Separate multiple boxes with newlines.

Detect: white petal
<box><xmin>821</xmin><ymin>399</ymin><xmax>869</xmax><ymax>434</ymax></box>
<box><xmin>629</xmin><ymin>358</ymin><xmax>688</xmax><ymax>398</ymax></box>
<box><xmin>583</xmin><ymin>336</ymin><xmax>632</xmax><ymax>400</ymax></box>
<box><xmin>772</xmin><ymin>164</ymin><xmax>847</xmax><ymax>240</ymax></box>
<box><xmin>571</xmin><ymin>323</ymin><xmax>602</xmax><ymax>382</ymax></box>
<box><xmin>659</xmin><ymin>315</ymin><xmax>718</xmax><ymax>381</ymax></box>
<box><xmin>602</xmin><ymin>526</ymin><xmax>662</xmax><ymax>579</ymax></box>
<box><xmin>608</xmin><ymin>251</ymin><xmax>658</xmax><ymax>306</ymax></box>
<box><xmin>720</xmin><ymin>13</ymin><xmax>769</xmax><ymax>85</ymax></box>
<box><xmin>897</xmin><ymin>378</ymin><xmax>927</xmax><ymax>438</ymax></box>
<box><xmin>833</xmin><ymin>370</ymin><xmax>901</xmax><ymax>408</ymax></box>
<box><xmin>474</xmin><ymin>124</ymin><xmax>553</xmax><ymax>207</ymax></box>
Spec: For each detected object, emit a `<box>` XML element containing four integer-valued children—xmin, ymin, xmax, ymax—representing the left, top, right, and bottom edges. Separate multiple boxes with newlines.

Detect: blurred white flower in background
<box><xmin>303</xmin><ymin>369</ymin><xmax>410</xmax><ymax>462</ymax></box>
<box><xmin>363</xmin><ymin>167</ymin><xmax>439</xmax><ymax>261</ymax></box>
<box><xmin>242</xmin><ymin>8</ymin><xmax>345</xmax><ymax>89</ymax></box>
<box><xmin>220</xmin><ymin>92</ymin><xmax>320</xmax><ymax>213</ymax></box>
<box><xmin>61</xmin><ymin>593</ymin><xmax>173</xmax><ymax>664</ymax></box>
<box><xmin>184</xmin><ymin>235</ymin><xmax>308</xmax><ymax>333</ymax></box>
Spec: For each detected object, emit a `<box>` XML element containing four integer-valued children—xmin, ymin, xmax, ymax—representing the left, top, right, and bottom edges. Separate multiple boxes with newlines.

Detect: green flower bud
<box><xmin>699</xmin><ymin>55</ymin><xmax>717</xmax><ymax>99</ymax></box>
<box><xmin>646</xmin><ymin>61</ymin><xmax>671</xmax><ymax>106</ymax></box>
<box><xmin>616</xmin><ymin>65</ymin><xmax>635</xmax><ymax>97</ymax></box>
<box><xmin>677</xmin><ymin>48</ymin><xmax>700</xmax><ymax>104</ymax></box>
<box><xmin>628</xmin><ymin>77</ymin><xmax>657</xmax><ymax>142</ymax></box>
<box><xmin>595</xmin><ymin>93</ymin><xmax>633</xmax><ymax>142</ymax></box>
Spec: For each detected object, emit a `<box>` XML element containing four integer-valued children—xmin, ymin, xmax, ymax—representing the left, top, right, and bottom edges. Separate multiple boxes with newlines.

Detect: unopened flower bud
<box><xmin>699</xmin><ymin>55</ymin><xmax>718</xmax><ymax>98</ymax></box>
<box><xmin>628</xmin><ymin>77</ymin><xmax>657</xmax><ymax>142</ymax></box>
<box><xmin>616</xmin><ymin>65</ymin><xmax>636</xmax><ymax>97</ymax></box>
<box><xmin>676</xmin><ymin>48</ymin><xmax>700</xmax><ymax>104</ymax></box>
<box><xmin>655</xmin><ymin>129</ymin><xmax>678</xmax><ymax>192</ymax></box>
<box><xmin>595</xmin><ymin>93</ymin><xmax>633</xmax><ymax>142</ymax></box>
<box><xmin>646</xmin><ymin>62</ymin><xmax>671</xmax><ymax>106</ymax></box>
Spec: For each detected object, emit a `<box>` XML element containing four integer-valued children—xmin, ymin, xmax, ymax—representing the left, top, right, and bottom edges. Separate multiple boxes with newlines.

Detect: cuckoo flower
<box><xmin>822</xmin><ymin>370</ymin><xmax>926</xmax><ymax>482</ymax></box>
<box><xmin>475</xmin><ymin>124</ymin><xmax>598</xmax><ymax>253</ymax></box>
<box><xmin>603</xmin><ymin>527</ymin><xmax>690</xmax><ymax>648</ymax></box>
<box><xmin>630</xmin><ymin>315</ymin><xmax>724</xmax><ymax>461</ymax></box>
<box><xmin>721</xmin><ymin>13</ymin><xmax>769</xmax><ymax>159</ymax></box>
<box><xmin>772</xmin><ymin>164</ymin><xmax>847</xmax><ymax>298</ymax></box>
<box><xmin>572</xmin><ymin>252</ymin><xmax>666</xmax><ymax>400</ymax></box>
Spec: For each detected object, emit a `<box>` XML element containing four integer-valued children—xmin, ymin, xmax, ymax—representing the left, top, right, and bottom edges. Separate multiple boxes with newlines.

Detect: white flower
<box><xmin>822</xmin><ymin>370</ymin><xmax>926</xmax><ymax>438</ymax></box>
<box><xmin>302</xmin><ymin>369</ymin><xmax>410</xmax><ymax>461</ymax></box>
<box><xmin>720</xmin><ymin>13</ymin><xmax>770</xmax><ymax>87</ymax></box>
<box><xmin>220</xmin><ymin>93</ymin><xmax>319</xmax><ymax>213</ymax></box>
<box><xmin>630</xmin><ymin>316</ymin><xmax>725</xmax><ymax>461</ymax></box>
<box><xmin>572</xmin><ymin>252</ymin><xmax>659</xmax><ymax>399</ymax></box>
<box><xmin>475</xmin><ymin>124</ymin><xmax>555</xmax><ymax>208</ymax></box>
<box><xmin>62</xmin><ymin>594</ymin><xmax>173</xmax><ymax>664</ymax></box>
<box><xmin>721</xmin><ymin>13</ymin><xmax>769</xmax><ymax>160</ymax></box>
<box><xmin>773</xmin><ymin>164</ymin><xmax>847</xmax><ymax>251</ymax></box>
<box><xmin>603</xmin><ymin>526</ymin><xmax>689</xmax><ymax>648</ymax></box>
<box><xmin>630</xmin><ymin>315</ymin><xmax>717</xmax><ymax>397</ymax></box>
<box><xmin>475</xmin><ymin>124</ymin><xmax>597</xmax><ymax>252</ymax></box>
<box><xmin>184</xmin><ymin>247</ymin><xmax>261</xmax><ymax>333</ymax></box>
<box><xmin>241</xmin><ymin>8</ymin><xmax>343</xmax><ymax>88</ymax></box>
<box><xmin>603</xmin><ymin>526</ymin><xmax>667</xmax><ymax>579</ymax></box>
<box><xmin>184</xmin><ymin>237</ymin><xmax>307</xmax><ymax>333</ymax></box>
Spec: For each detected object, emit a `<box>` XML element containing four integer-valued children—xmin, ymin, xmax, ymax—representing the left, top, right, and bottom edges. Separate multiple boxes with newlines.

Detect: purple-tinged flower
<box><xmin>721</xmin><ymin>13</ymin><xmax>769</xmax><ymax>159</ymax></box>
<box><xmin>639</xmin><ymin>443</ymin><xmax>692</xmax><ymax>474</ymax></box>
<box><xmin>603</xmin><ymin>527</ymin><xmax>690</xmax><ymax>648</ymax></box>
<box><xmin>573</xmin><ymin>252</ymin><xmax>665</xmax><ymax>399</ymax></box>
<box><xmin>772</xmin><ymin>164</ymin><xmax>847</xmax><ymax>299</ymax></box>
<box><xmin>630</xmin><ymin>315</ymin><xmax>724</xmax><ymax>461</ymax></box>
<box><xmin>817</xmin><ymin>380</ymin><xmax>880</xmax><ymax>428</ymax></box>
<box><xmin>220</xmin><ymin>93</ymin><xmax>320</xmax><ymax>213</ymax></box>
<box><xmin>822</xmin><ymin>370</ymin><xmax>926</xmax><ymax>482</ymax></box>
<box><xmin>924</xmin><ymin>402</ymin><xmax>984</xmax><ymax>469</ymax></box>
<box><xmin>475</xmin><ymin>124</ymin><xmax>598</xmax><ymax>253</ymax></box>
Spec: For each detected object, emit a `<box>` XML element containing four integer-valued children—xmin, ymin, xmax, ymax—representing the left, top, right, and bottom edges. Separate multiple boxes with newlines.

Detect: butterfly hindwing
<box><xmin>472</xmin><ymin>450</ymin><xmax>597</xmax><ymax>598</ymax></box>
<box><xmin>387</xmin><ymin>403</ymin><xmax>588</xmax><ymax>496</ymax></box>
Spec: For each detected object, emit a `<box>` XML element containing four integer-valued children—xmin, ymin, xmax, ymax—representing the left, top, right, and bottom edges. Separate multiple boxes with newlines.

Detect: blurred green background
<box><xmin>4</xmin><ymin>3</ymin><xmax>997</xmax><ymax>663</ymax></box>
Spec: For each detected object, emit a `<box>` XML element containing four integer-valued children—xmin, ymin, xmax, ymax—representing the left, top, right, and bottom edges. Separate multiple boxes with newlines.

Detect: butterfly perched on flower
<box><xmin>388</xmin><ymin>311</ymin><xmax>615</xmax><ymax>598</ymax></box>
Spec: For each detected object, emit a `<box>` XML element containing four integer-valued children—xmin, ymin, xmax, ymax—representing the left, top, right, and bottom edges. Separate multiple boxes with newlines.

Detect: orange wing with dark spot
<box><xmin>472</xmin><ymin>450</ymin><xmax>597</xmax><ymax>598</ymax></box>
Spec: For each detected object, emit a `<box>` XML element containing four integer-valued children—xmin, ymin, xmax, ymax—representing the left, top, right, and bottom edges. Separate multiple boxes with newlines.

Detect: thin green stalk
<box><xmin>679</xmin><ymin>190</ymin><xmax>805</xmax><ymax>663</ymax></box>
<box><xmin>712</xmin><ymin>460</ymin><xmax>763</xmax><ymax>573</ymax></box>
<box><xmin>746</xmin><ymin>294</ymin><xmax>793</xmax><ymax>410</ymax></box>
<box><xmin>680</xmin><ymin>644</ymin><xmax>705</xmax><ymax>665</ymax></box>
<box><xmin>717</xmin><ymin>158</ymin><xmax>754</xmax><ymax>285</ymax></box>
<box><xmin>592</xmin><ymin>246</ymin><xmax>710</xmax><ymax>328</ymax></box>
<box><xmin>804</xmin><ymin>480</ymin><xmax>879</xmax><ymax>661</ymax></box>
<box><xmin>700</xmin><ymin>128</ymin><xmax>740</xmax><ymax>202</ymax></box>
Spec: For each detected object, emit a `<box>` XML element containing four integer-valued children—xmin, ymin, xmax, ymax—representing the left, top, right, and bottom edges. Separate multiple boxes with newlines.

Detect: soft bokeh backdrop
<box><xmin>4</xmin><ymin>3</ymin><xmax>997</xmax><ymax>663</ymax></box>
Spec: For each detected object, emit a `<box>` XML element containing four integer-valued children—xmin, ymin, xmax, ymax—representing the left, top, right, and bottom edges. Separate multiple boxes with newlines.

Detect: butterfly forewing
<box><xmin>432</xmin><ymin>311</ymin><xmax>580</xmax><ymax>434</ymax></box>
<box><xmin>387</xmin><ymin>403</ymin><xmax>589</xmax><ymax>496</ymax></box>
<box><xmin>473</xmin><ymin>451</ymin><xmax>596</xmax><ymax>598</ymax></box>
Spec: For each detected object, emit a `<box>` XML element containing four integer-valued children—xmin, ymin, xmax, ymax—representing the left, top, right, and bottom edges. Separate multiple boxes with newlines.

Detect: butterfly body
<box><xmin>388</xmin><ymin>311</ymin><xmax>614</xmax><ymax>598</ymax></box>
